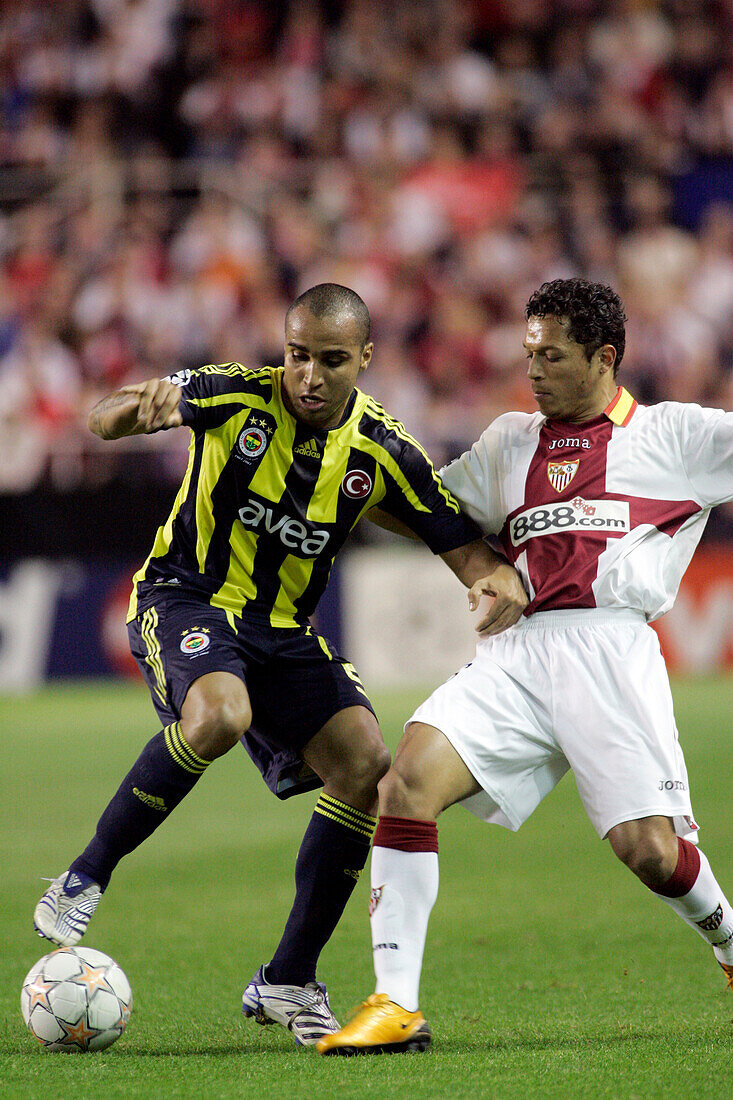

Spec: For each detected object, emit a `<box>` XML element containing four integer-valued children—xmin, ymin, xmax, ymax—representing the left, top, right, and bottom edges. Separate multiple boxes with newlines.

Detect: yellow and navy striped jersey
<box><xmin>128</xmin><ymin>364</ymin><xmax>480</xmax><ymax>628</ymax></box>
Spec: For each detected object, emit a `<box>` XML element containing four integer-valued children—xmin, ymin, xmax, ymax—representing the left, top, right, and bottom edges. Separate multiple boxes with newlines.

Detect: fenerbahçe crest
<box><xmin>547</xmin><ymin>459</ymin><xmax>579</xmax><ymax>493</ymax></box>
<box><xmin>237</xmin><ymin>426</ymin><xmax>268</xmax><ymax>461</ymax></box>
<box><xmin>180</xmin><ymin>629</ymin><xmax>211</xmax><ymax>656</ymax></box>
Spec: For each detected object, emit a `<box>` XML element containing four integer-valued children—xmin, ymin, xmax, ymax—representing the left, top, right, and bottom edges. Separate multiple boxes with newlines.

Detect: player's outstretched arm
<box><xmin>88</xmin><ymin>379</ymin><xmax>183</xmax><ymax>440</ymax></box>
<box><xmin>441</xmin><ymin>540</ymin><xmax>529</xmax><ymax>636</ymax></box>
<box><xmin>365</xmin><ymin>506</ymin><xmax>419</xmax><ymax>539</ymax></box>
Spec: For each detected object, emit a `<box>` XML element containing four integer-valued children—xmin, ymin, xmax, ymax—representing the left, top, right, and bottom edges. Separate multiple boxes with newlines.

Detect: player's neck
<box><xmin>560</xmin><ymin>381</ymin><xmax>620</xmax><ymax>424</ymax></box>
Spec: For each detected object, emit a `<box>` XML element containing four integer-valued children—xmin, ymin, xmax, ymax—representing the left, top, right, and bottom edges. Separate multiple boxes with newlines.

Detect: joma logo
<box><xmin>238</xmin><ymin>499</ymin><xmax>330</xmax><ymax>556</ymax></box>
<box><xmin>548</xmin><ymin>437</ymin><xmax>591</xmax><ymax>451</ymax></box>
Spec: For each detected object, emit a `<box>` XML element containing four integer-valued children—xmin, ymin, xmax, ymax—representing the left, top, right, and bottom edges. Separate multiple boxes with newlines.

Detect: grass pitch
<box><xmin>2</xmin><ymin>677</ymin><xmax>733</xmax><ymax>1099</ymax></box>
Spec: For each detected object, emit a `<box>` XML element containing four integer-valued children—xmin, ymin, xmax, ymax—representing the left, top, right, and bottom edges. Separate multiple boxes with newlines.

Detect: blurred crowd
<box><xmin>0</xmin><ymin>0</ymin><xmax>732</xmax><ymax>506</ymax></box>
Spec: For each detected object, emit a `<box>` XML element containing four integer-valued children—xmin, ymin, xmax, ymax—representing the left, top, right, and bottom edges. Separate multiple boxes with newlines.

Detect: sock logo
<box><xmin>369</xmin><ymin>885</ymin><xmax>384</xmax><ymax>917</ymax></box>
<box><xmin>696</xmin><ymin>904</ymin><xmax>724</xmax><ymax>931</ymax></box>
<box><xmin>133</xmin><ymin>787</ymin><xmax>168</xmax><ymax>812</ymax></box>
<box><xmin>373</xmin><ymin>942</ymin><xmax>398</xmax><ymax>951</ymax></box>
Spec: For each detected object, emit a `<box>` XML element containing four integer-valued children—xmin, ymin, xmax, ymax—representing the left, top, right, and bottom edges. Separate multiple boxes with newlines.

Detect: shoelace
<box><xmin>287</xmin><ymin>987</ymin><xmax>331</xmax><ymax>1028</ymax></box>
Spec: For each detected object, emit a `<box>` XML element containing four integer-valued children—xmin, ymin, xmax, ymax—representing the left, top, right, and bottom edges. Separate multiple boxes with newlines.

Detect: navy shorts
<box><xmin>127</xmin><ymin>591</ymin><xmax>376</xmax><ymax>800</ymax></box>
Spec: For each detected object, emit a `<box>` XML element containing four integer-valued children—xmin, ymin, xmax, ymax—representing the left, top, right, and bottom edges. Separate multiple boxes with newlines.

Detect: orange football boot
<box><xmin>720</xmin><ymin>961</ymin><xmax>733</xmax><ymax>992</ymax></box>
<box><xmin>316</xmin><ymin>993</ymin><xmax>431</xmax><ymax>1056</ymax></box>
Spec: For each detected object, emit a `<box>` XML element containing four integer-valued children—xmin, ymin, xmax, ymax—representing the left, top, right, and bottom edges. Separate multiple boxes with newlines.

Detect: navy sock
<box><xmin>266</xmin><ymin>794</ymin><xmax>376</xmax><ymax>986</ymax></box>
<box><xmin>70</xmin><ymin>723</ymin><xmax>209</xmax><ymax>890</ymax></box>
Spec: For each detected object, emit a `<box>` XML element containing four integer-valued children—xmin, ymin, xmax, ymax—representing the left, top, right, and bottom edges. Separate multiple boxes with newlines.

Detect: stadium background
<box><xmin>2</xmin><ymin>0</ymin><xmax>733</xmax><ymax>691</ymax></box>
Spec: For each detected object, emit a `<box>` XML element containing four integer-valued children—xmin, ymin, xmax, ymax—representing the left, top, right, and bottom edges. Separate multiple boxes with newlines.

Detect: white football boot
<box><xmin>34</xmin><ymin>870</ymin><xmax>102</xmax><ymax>946</ymax></box>
<box><xmin>242</xmin><ymin>965</ymin><xmax>340</xmax><ymax>1047</ymax></box>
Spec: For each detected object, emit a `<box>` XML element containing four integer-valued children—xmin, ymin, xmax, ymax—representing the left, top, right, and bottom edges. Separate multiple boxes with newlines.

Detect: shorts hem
<box><xmin>597</xmin><ymin>804</ymin><xmax>695</xmax><ymax>840</ymax></box>
<box><xmin>295</xmin><ymin>694</ymin><xmax>377</xmax><ymax>753</ymax></box>
<box><xmin>411</xmin><ymin>718</ymin><xmax>524</xmax><ymax>832</ymax></box>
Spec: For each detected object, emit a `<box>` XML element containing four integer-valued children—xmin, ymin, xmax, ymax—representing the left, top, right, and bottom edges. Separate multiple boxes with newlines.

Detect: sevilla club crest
<box><xmin>547</xmin><ymin>459</ymin><xmax>579</xmax><ymax>493</ymax></box>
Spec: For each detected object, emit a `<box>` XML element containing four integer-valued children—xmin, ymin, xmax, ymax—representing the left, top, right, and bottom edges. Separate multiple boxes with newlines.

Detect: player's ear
<box><xmin>597</xmin><ymin>344</ymin><xmax>616</xmax><ymax>375</ymax></box>
<box><xmin>360</xmin><ymin>342</ymin><xmax>373</xmax><ymax>372</ymax></box>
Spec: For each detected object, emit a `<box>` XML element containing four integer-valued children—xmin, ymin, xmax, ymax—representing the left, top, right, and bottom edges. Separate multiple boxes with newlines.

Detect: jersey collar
<box><xmin>604</xmin><ymin>386</ymin><xmax>638</xmax><ymax>427</ymax></box>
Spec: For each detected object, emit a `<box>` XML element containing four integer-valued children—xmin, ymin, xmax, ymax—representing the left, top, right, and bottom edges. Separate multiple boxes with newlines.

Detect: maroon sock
<box><xmin>654</xmin><ymin>836</ymin><xmax>701</xmax><ymax>898</ymax></box>
<box><xmin>373</xmin><ymin>815</ymin><xmax>438</xmax><ymax>853</ymax></box>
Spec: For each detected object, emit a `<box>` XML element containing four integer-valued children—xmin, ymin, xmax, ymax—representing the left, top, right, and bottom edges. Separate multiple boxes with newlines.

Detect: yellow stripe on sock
<box><xmin>315</xmin><ymin>795</ymin><xmax>376</xmax><ymax>838</ymax></box>
<box><xmin>314</xmin><ymin>805</ymin><xmax>374</xmax><ymax>837</ymax></box>
<box><xmin>319</xmin><ymin>794</ymin><xmax>377</xmax><ymax>829</ymax></box>
<box><xmin>164</xmin><ymin>723</ymin><xmax>209</xmax><ymax>774</ymax></box>
<box><xmin>170</xmin><ymin>722</ymin><xmax>209</xmax><ymax>773</ymax></box>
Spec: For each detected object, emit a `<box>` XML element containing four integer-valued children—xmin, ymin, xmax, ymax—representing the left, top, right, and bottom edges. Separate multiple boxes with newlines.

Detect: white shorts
<box><xmin>408</xmin><ymin>609</ymin><xmax>698</xmax><ymax>841</ymax></box>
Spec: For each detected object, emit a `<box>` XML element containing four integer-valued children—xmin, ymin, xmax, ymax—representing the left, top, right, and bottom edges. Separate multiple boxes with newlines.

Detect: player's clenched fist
<box><xmin>134</xmin><ymin>379</ymin><xmax>184</xmax><ymax>434</ymax></box>
<box><xmin>88</xmin><ymin>378</ymin><xmax>183</xmax><ymax>439</ymax></box>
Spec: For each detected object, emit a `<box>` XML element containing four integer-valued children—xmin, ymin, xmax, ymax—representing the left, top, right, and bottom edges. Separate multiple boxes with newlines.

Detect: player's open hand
<box><xmin>468</xmin><ymin>564</ymin><xmax>529</xmax><ymax>637</ymax></box>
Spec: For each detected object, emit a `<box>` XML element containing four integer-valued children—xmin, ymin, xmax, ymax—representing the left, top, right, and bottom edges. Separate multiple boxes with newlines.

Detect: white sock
<box><xmin>658</xmin><ymin>849</ymin><xmax>733</xmax><ymax>965</ymax></box>
<box><xmin>369</xmin><ymin>846</ymin><xmax>439</xmax><ymax>1011</ymax></box>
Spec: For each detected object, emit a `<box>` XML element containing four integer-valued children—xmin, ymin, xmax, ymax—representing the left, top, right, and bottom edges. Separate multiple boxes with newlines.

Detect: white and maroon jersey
<box><xmin>441</xmin><ymin>388</ymin><xmax>733</xmax><ymax>620</ymax></box>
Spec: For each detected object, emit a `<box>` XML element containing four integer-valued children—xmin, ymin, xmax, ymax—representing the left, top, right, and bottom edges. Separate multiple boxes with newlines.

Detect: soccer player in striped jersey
<box><xmin>33</xmin><ymin>283</ymin><xmax>527</xmax><ymax>1047</ymax></box>
<box><xmin>318</xmin><ymin>277</ymin><xmax>733</xmax><ymax>1055</ymax></box>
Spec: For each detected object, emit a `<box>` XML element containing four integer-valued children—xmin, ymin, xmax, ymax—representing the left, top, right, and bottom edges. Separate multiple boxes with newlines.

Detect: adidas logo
<box><xmin>294</xmin><ymin>438</ymin><xmax>322</xmax><ymax>459</ymax></box>
<box><xmin>65</xmin><ymin>873</ymin><xmax>83</xmax><ymax>891</ymax></box>
<box><xmin>133</xmin><ymin>787</ymin><xmax>168</xmax><ymax>812</ymax></box>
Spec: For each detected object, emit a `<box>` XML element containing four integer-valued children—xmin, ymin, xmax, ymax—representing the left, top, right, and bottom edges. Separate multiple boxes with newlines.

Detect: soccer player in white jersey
<box><xmin>318</xmin><ymin>277</ymin><xmax>733</xmax><ymax>1055</ymax></box>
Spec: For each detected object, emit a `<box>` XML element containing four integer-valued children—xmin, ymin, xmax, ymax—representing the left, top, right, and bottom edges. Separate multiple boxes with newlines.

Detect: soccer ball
<box><xmin>21</xmin><ymin>947</ymin><xmax>132</xmax><ymax>1052</ymax></box>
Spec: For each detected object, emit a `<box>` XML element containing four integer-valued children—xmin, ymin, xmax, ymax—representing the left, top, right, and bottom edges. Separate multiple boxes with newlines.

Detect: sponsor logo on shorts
<box><xmin>369</xmin><ymin>885</ymin><xmax>384</xmax><ymax>916</ymax></box>
<box><xmin>237</xmin><ymin>426</ymin><xmax>269</xmax><ymax>460</ymax></box>
<box><xmin>341</xmin><ymin>469</ymin><xmax>373</xmax><ymax>499</ymax></box>
<box><xmin>547</xmin><ymin>459</ymin><xmax>579</xmax><ymax>492</ymax></box>
<box><xmin>658</xmin><ymin>779</ymin><xmax>688</xmax><ymax>791</ymax></box>
<box><xmin>696</xmin><ymin>905</ymin><xmax>724</xmax><ymax>931</ymax></box>
<box><xmin>344</xmin><ymin>868</ymin><xmax>362</xmax><ymax>881</ymax></box>
<box><xmin>509</xmin><ymin>498</ymin><xmax>630</xmax><ymax>547</ymax></box>
<box><xmin>180</xmin><ymin>630</ymin><xmax>211</xmax><ymax>655</ymax></box>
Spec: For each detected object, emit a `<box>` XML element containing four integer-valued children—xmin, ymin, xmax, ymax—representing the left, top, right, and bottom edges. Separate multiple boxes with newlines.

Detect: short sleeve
<box><xmin>379</xmin><ymin>438</ymin><xmax>482</xmax><ymax>553</ymax></box>
<box><xmin>165</xmin><ymin>365</ymin><xmax>270</xmax><ymax>432</ymax></box>
<box><xmin>678</xmin><ymin>404</ymin><xmax>733</xmax><ymax>508</ymax></box>
<box><xmin>439</xmin><ymin>421</ymin><xmax>510</xmax><ymax>535</ymax></box>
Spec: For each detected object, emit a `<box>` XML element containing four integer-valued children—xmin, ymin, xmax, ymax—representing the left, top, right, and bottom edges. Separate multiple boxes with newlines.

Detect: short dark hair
<box><xmin>525</xmin><ymin>278</ymin><xmax>627</xmax><ymax>372</ymax></box>
<box><xmin>286</xmin><ymin>283</ymin><xmax>371</xmax><ymax>346</ymax></box>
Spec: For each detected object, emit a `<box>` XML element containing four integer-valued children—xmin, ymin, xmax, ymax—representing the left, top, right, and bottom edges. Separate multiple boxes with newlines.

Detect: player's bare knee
<box><xmin>608</xmin><ymin>819</ymin><xmax>678</xmax><ymax>888</ymax></box>
<box><xmin>181</xmin><ymin>698</ymin><xmax>251</xmax><ymax>760</ymax></box>
<box><xmin>333</xmin><ymin>738</ymin><xmax>391</xmax><ymax>802</ymax></box>
<box><xmin>378</xmin><ymin>765</ymin><xmax>430</xmax><ymax>819</ymax></box>
<box><xmin>368</xmin><ymin>740</ymin><xmax>393</xmax><ymax>787</ymax></box>
<box><xmin>613</xmin><ymin>838</ymin><xmax>677</xmax><ymax>889</ymax></box>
